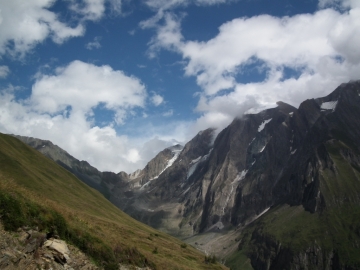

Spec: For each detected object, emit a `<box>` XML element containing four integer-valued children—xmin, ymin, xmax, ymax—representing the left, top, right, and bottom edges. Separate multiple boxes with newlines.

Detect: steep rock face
<box><xmin>225</xmin><ymin>81</ymin><xmax>360</xmax><ymax>270</ymax></box>
<box><xmin>247</xmin><ymin>230</ymin><xmax>343</xmax><ymax>270</ymax></box>
<box><xmin>127</xmin><ymin>144</ymin><xmax>183</xmax><ymax>188</ymax></box>
<box><xmin>272</xmin><ymin>81</ymin><xmax>360</xmax><ymax>208</ymax></box>
<box><xmin>145</xmin><ymin>128</ymin><xmax>215</xmax><ymax>200</ymax></box>
<box><xmin>196</xmin><ymin>103</ymin><xmax>297</xmax><ymax>232</ymax></box>
<box><xmin>230</xmin><ymin>81</ymin><xmax>360</xmax><ymax>228</ymax></box>
<box><xmin>110</xmin><ymin>81</ymin><xmax>360</xmax><ymax>240</ymax></box>
<box><xmin>111</xmin><ymin>129</ymin><xmax>215</xmax><ymax>236</ymax></box>
<box><xmin>140</xmin><ymin>81</ymin><xmax>359</xmax><ymax>237</ymax></box>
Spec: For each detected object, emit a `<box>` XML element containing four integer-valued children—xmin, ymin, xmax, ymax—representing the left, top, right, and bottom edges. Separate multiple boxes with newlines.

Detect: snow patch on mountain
<box><xmin>238</xmin><ymin>170</ymin><xmax>248</xmax><ymax>181</ymax></box>
<box><xmin>140</xmin><ymin>181</ymin><xmax>151</xmax><ymax>190</ymax></box>
<box><xmin>190</xmin><ymin>156</ymin><xmax>202</xmax><ymax>165</ymax></box>
<box><xmin>220</xmin><ymin>170</ymin><xmax>248</xmax><ymax>222</ymax></box>
<box><xmin>187</xmin><ymin>162</ymin><xmax>200</xmax><ymax>179</ymax></box>
<box><xmin>166</xmin><ymin>149</ymin><xmax>182</xmax><ymax>168</ymax></box>
<box><xmin>255</xmin><ymin>207</ymin><xmax>270</xmax><ymax>220</ymax></box>
<box><xmin>187</xmin><ymin>149</ymin><xmax>213</xmax><ymax>179</ymax></box>
<box><xmin>182</xmin><ymin>186</ymin><xmax>191</xmax><ymax>195</ymax></box>
<box><xmin>129</xmin><ymin>169</ymin><xmax>142</xmax><ymax>180</ymax></box>
<box><xmin>321</xmin><ymin>100</ymin><xmax>338</xmax><ymax>111</ymax></box>
<box><xmin>249</xmin><ymin>137</ymin><xmax>255</xmax><ymax>146</ymax></box>
<box><xmin>259</xmin><ymin>144</ymin><xmax>266</xmax><ymax>153</ymax></box>
<box><xmin>140</xmin><ymin>148</ymin><xmax>182</xmax><ymax>189</ymax></box>
<box><xmin>258</xmin><ymin>118</ymin><xmax>272</xmax><ymax>132</ymax></box>
<box><xmin>154</xmin><ymin>149</ymin><xmax>182</xmax><ymax>178</ymax></box>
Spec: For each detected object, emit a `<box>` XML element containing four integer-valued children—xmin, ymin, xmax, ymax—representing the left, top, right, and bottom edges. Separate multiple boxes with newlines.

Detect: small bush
<box><xmin>180</xmin><ymin>243</ymin><xmax>187</xmax><ymax>248</ymax></box>
<box><xmin>152</xmin><ymin>247</ymin><xmax>158</xmax><ymax>254</ymax></box>
<box><xmin>204</xmin><ymin>255</ymin><xmax>217</xmax><ymax>264</ymax></box>
<box><xmin>0</xmin><ymin>192</ymin><xmax>26</xmax><ymax>230</ymax></box>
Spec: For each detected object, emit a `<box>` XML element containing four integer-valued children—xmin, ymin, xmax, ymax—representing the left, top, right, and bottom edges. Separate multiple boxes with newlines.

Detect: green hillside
<box><xmin>0</xmin><ymin>133</ymin><xmax>226</xmax><ymax>270</ymax></box>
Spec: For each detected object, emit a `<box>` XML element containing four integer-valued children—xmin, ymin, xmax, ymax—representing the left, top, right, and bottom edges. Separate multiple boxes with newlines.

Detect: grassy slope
<box><xmin>0</xmin><ymin>133</ymin><xmax>226</xmax><ymax>270</ymax></box>
<box><xmin>226</xmin><ymin>140</ymin><xmax>360</xmax><ymax>270</ymax></box>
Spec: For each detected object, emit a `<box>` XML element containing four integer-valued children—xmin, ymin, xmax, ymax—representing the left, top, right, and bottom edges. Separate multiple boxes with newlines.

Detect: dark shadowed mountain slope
<box><xmin>225</xmin><ymin>81</ymin><xmax>360</xmax><ymax>269</ymax></box>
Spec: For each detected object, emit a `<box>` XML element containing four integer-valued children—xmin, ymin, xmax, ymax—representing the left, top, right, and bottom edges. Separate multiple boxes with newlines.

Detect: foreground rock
<box><xmin>0</xmin><ymin>224</ymin><xmax>98</xmax><ymax>270</ymax></box>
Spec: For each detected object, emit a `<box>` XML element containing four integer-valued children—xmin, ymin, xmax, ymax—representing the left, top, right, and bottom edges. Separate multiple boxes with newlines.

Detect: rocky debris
<box><xmin>0</xmin><ymin>224</ymin><xmax>99</xmax><ymax>270</ymax></box>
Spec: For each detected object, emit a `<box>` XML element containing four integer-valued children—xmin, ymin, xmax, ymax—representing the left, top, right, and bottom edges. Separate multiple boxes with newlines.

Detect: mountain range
<box><xmin>13</xmin><ymin>80</ymin><xmax>360</xmax><ymax>269</ymax></box>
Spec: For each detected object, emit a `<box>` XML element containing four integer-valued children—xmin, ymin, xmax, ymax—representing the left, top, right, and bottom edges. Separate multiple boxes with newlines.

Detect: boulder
<box><xmin>44</xmin><ymin>239</ymin><xmax>71</xmax><ymax>262</ymax></box>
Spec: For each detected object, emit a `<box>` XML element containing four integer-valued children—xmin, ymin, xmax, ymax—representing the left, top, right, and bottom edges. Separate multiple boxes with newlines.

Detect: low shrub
<box><xmin>204</xmin><ymin>255</ymin><xmax>217</xmax><ymax>264</ymax></box>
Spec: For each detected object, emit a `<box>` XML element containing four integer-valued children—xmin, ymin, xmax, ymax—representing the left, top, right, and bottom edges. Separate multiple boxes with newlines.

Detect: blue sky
<box><xmin>0</xmin><ymin>0</ymin><xmax>359</xmax><ymax>173</ymax></box>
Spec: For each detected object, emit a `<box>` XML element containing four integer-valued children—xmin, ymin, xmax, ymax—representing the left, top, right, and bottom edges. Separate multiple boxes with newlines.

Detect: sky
<box><xmin>0</xmin><ymin>0</ymin><xmax>359</xmax><ymax>173</ymax></box>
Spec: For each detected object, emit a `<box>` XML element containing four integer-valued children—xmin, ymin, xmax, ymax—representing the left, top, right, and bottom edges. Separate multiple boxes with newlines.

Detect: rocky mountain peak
<box><xmin>124</xmin><ymin>143</ymin><xmax>184</xmax><ymax>189</ymax></box>
<box><xmin>275</xmin><ymin>101</ymin><xmax>296</xmax><ymax>114</ymax></box>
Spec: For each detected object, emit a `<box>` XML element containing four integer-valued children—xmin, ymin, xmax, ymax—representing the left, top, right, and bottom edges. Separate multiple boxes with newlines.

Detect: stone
<box><xmin>44</xmin><ymin>239</ymin><xmax>70</xmax><ymax>262</ymax></box>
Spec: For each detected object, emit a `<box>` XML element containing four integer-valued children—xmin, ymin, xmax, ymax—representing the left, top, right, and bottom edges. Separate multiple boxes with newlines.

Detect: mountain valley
<box><xmin>12</xmin><ymin>80</ymin><xmax>360</xmax><ymax>270</ymax></box>
<box><xmin>0</xmin><ymin>133</ymin><xmax>226</xmax><ymax>269</ymax></box>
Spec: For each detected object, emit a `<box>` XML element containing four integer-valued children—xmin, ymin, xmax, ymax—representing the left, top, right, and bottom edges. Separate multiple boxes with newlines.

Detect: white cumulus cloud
<box><xmin>146</xmin><ymin>5</ymin><xmax>360</xmax><ymax>132</ymax></box>
<box><xmin>140</xmin><ymin>0</ymin><xmax>231</xmax><ymax>29</ymax></box>
<box><xmin>151</xmin><ymin>93</ymin><xmax>164</xmax><ymax>106</ymax></box>
<box><xmin>162</xmin><ymin>109</ymin><xmax>173</xmax><ymax>117</ymax></box>
<box><xmin>31</xmin><ymin>60</ymin><xmax>146</xmax><ymax>114</ymax></box>
<box><xmin>0</xmin><ymin>0</ymin><xmax>119</xmax><ymax>58</ymax></box>
<box><xmin>69</xmin><ymin>0</ymin><xmax>105</xmax><ymax>21</ymax></box>
<box><xmin>0</xmin><ymin>65</ymin><xmax>9</xmax><ymax>78</ymax></box>
<box><xmin>85</xmin><ymin>36</ymin><xmax>102</xmax><ymax>50</ymax></box>
<box><xmin>0</xmin><ymin>0</ymin><xmax>84</xmax><ymax>57</ymax></box>
<box><xmin>144</xmin><ymin>0</ymin><xmax>229</xmax><ymax>11</ymax></box>
<box><xmin>0</xmin><ymin>61</ymin><xmax>154</xmax><ymax>173</ymax></box>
